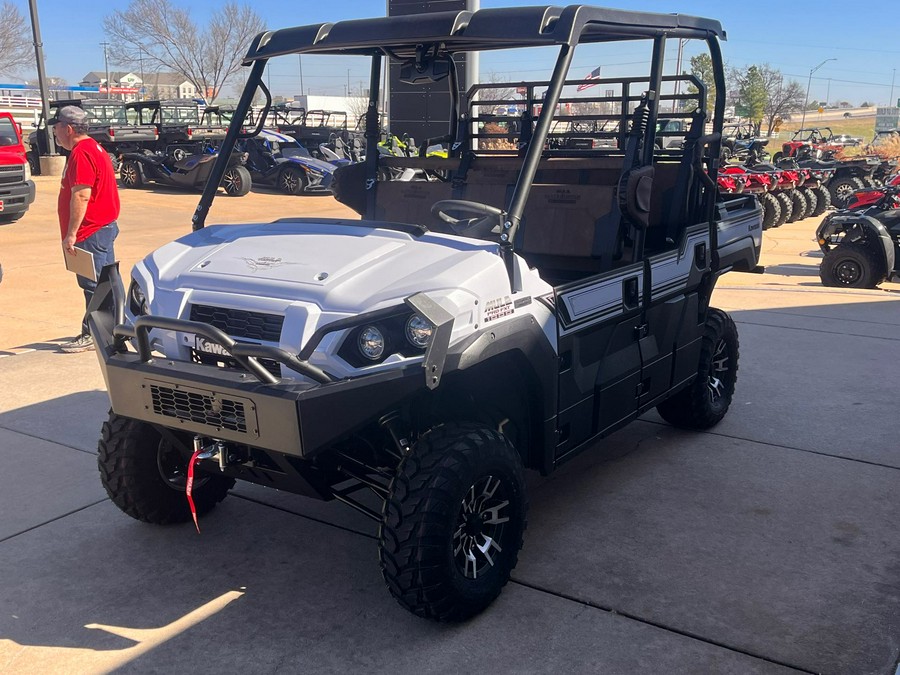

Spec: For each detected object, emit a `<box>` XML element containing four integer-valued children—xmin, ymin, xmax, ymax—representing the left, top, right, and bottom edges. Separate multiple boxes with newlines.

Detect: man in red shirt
<box><xmin>52</xmin><ymin>105</ymin><xmax>122</xmax><ymax>352</ymax></box>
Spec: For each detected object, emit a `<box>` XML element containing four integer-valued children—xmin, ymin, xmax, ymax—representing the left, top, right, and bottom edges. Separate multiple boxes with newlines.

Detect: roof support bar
<box><xmin>503</xmin><ymin>43</ymin><xmax>575</xmax><ymax>286</ymax></box>
<box><xmin>192</xmin><ymin>58</ymin><xmax>267</xmax><ymax>231</ymax></box>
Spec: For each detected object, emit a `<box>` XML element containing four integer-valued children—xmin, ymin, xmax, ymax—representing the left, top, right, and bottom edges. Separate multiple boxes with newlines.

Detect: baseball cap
<box><xmin>47</xmin><ymin>105</ymin><xmax>88</xmax><ymax>126</ymax></box>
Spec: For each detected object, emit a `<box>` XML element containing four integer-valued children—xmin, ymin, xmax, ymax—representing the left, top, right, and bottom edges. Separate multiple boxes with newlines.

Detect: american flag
<box><xmin>576</xmin><ymin>66</ymin><xmax>602</xmax><ymax>92</ymax></box>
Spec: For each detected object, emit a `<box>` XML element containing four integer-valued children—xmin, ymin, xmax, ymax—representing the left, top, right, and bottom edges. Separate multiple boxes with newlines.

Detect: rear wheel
<box><xmin>98</xmin><ymin>413</ymin><xmax>234</xmax><ymax>525</ymax></box>
<box><xmin>819</xmin><ymin>242</ymin><xmax>886</xmax><ymax>289</ymax></box>
<box><xmin>278</xmin><ymin>166</ymin><xmax>307</xmax><ymax>195</ymax></box>
<box><xmin>222</xmin><ymin>165</ymin><xmax>251</xmax><ymax>196</ymax></box>
<box><xmin>811</xmin><ymin>186</ymin><xmax>831</xmax><ymax>216</ymax></box>
<box><xmin>119</xmin><ymin>160</ymin><xmax>144</xmax><ymax>189</ymax></box>
<box><xmin>656</xmin><ymin>308</ymin><xmax>739</xmax><ymax>430</ymax></box>
<box><xmin>772</xmin><ymin>152</ymin><xmax>784</xmax><ymax>163</ymax></box>
<box><xmin>760</xmin><ymin>193</ymin><xmax>781</xmax><ymax>230</ymax></box>
<box><xmin>379</xmin><ymin>422</ymin><xmax>527</xmax><ymax>621</ymax></box>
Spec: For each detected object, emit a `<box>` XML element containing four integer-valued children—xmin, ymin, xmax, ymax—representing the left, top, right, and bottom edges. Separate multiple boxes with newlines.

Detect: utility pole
<box><xmin>801</xmin><ymin>58</ymin><xmax>836</xmax><ymax>130</ymax></box>
<box><xmin>100</xmin><ymin>41</ymin><xmax>111</xmax><ymax>99</ymax></box>
<box><xmin>347</xmin><ymin>69</ymin><xmax>351</xmax><ymax>97</ymax></box>
<box><xmin>825</xmin><ymin>78</ymin><xmax>831</xmax><ymax>109</ymax></box>
<box><xmin>27</xmin><ymin>0</ymin><xmax>55</xmax><ymax>154</ymax></box>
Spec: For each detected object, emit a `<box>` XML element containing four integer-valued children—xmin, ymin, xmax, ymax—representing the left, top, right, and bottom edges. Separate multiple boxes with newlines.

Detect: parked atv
<box><xmin>816</xmin><ymin>183</ymin><xmax>900</xmax><ymax>288</ymax></box>
<box><xmin>238</xmin><ymin>129</ymin><xmax>336</xmax><ymax>194</ymax></box>
<box><xmin>119</xmin><ymin>145</ymin><xmax>251</xmax><ymax>196</ymax></box>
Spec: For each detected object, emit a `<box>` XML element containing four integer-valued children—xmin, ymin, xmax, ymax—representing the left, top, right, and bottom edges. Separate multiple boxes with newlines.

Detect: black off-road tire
<box><xmin>379</xmin><ymin>422</ymin><xmax>527</xmax><ymax>621</ymax></box>
<box><xmin>278</xmin><ymin>166</ymin><xmax>307</xmax><ymax>195</ymax></box>
<box><xmin>223</xmin><ymin>165</ymin><xmax>251</xmax><ymax>196</ymax></box>
<box><xmin>802</xmin><ymin>188</ymin><xmax>818</xmax><ymax>218</ymax></box>
<box><xmin>788</xmin><ymin>189</ymin><xmax>808</xmax><ymax>223</ymax></box>
<box><xmin>819</xmin><ymin>242</ymin><xmax>886</xmax><ymax>289</ymax></box>
<box><xmin>656</xmin><ymin>308</ymin><xmax>739</xmax><ymax>430</ymax></box>
<box><xmin>98</xmin><ymin>412</ymin><xmax>234</xmax><ymax>525</ymax></box>
<box><xmin>119</xmin><ymin>160</ymin><xmax>144</xmax><ymax>189</ymax></box>
<box><xmin>774</xmin><ymin>192</ymin><xmax>793</xmax><ymax>226</ymax></box>
<box><xmin>829</xmin><ymin>176</ymin><xmax>862</xmax><ymax>208</ymax></box>
<box><xmin>772</xmin><ymin>152</ymin><xmax>783</xmax><ymax>163</ymax></box>
<box><xmin>760</xmin><ymin>193</ymin><xmax>781</xmax><ymax>230</ymax></box>
<box><xmin>811</xmin><ymin>186</ymin><xmax>831</xmax><ymax>216</ymax></box>
<box><xmin>861</xmin><ymin>176</ymin><xmax>877</xmax><ymax>188</ymax></box>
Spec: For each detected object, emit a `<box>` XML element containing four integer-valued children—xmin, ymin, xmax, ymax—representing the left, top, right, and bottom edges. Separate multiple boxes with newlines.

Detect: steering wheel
<box><xmin>430</xmin><ymin>200</ymin><xmax>503</xmax><ymax>237</ymax></box>
<box><xmin>171</xmin><ymin>147</ymin><xmax>187</xmax><ymax>162</ymax></box>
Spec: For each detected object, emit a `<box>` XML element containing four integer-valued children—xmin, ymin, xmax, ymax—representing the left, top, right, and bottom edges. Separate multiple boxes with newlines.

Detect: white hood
<box><xmin>147</xmin><ymin>220</ymin><xmax>509</xmax><ymax>312</ymax></box>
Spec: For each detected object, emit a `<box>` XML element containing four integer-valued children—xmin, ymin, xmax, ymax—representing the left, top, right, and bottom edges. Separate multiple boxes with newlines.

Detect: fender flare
<box><xmin>817</xmin><ymin>214</ymin><xmax>894</xmax><ymax>272</ymax></box>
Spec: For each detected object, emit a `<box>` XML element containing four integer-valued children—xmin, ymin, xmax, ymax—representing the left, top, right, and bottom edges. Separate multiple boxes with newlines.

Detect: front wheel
<box><xmin>819</xmin><ymin>242</ymin><xmax>885</xmax><ymax>289</ymax></box>
<box><xmin>759</xmin><ymin>193</ymin><xmax>781</xmax><ymax>230</ymax></box>
<box><xmin>379</xmin><ymin>422</ymin><xmax>527</xmax><ymax>621</ymax></box>
<box><xmin>811</xmin><ymin>186</ymin><xmax>831</xmax><ymax>216</ymax></box>
<box><xmin>656</xmin><ymin>308</ymin><xmax>739</xmax><ymax>430</ymax></box>
<box><xmin>222</xmin><ymin>165</ymin><xmax>251</xmax><ymax>196</ymax></box>
<box><xmin>828</xmin><ymin>176</ymin><xmax>862</xmax><ymax>208</ymax></box>
<box><xmin>98</xmin><ymin>413</ymin><xmax>234</xmax><ymax>524</ymax></box>
<box><xmin>788</xmin><ymin>189</ymin><xmax>808</xmax><ymax>223</ymax></box>
<box><xmin>278</xmin><ymin>166</ymin><xmax>307</xmax><ymax>195</ymax></box>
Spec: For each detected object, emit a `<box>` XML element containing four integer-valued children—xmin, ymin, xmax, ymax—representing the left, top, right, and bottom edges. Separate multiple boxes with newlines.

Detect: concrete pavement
<box><xmin>1</xmin><ymin>178</ymin><xmax>899</xmax><ymax>674</ymax></box>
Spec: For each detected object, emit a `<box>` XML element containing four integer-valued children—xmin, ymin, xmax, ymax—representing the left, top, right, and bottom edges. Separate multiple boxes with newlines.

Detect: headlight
<box><xmin>128</xmin><ymin>280</ymin><xmax>149</xmax><ymax>316</ymax></box>
<box><xmin>358</xmin><ymin>325</ymin><xmax>385</xmax><ymax>361</ymax></box>
<box><xmin>405</xmin><ymin>314</ymin><xmax>432</xmax><ymax>349</ymax></box>
<box><xmin>23</xmin><ymin>160</ymin><xmax>31</xmax><ymax>181</ymax></box>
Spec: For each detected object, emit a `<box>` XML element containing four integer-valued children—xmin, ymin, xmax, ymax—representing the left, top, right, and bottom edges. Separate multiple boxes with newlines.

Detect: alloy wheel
<box><xmin>707</xmin><ymin>338</ymin><xmax>729</xmax><ymax>404</ymax></box>
<box><xmin>453</xmin><ymin>475</ymin><xmax>510</xmax><ymax>579</ymax></box>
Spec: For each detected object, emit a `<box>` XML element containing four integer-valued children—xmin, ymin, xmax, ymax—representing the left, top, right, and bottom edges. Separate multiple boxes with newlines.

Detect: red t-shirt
<box><xmin>58</xmin><ymin>138</ymin><xmax>121</xmax><ymax>242</ymax></box>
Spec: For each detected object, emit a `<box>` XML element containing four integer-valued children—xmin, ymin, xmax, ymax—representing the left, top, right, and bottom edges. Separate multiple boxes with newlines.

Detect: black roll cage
<box><xmin>192</xmin><ymin>4</ymin><xmax>728</xmax><ymax>272</ymax></box>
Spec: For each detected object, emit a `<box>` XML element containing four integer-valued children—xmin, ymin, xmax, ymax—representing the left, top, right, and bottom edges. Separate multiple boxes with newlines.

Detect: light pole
<box><xmin>800</xmin><ymin>58</ymin><xmax>836</xmax><ymax>130</ymax></box>
<box><xmin>26</xmin><ymin>0</ymin><xmax>55</xmax><ymax>154</ymax></box>
<box><xmin>890</xmin><ymin>68</ymin><xmax>896</xmax><ymax>108</ymax></box>
<box><xmin>138</xmin><ymin>45</ymin><xmax>145</xmax><ymax>101</ymax></box>
<box><xmin>100</xmin><ymin>41</ymin><xmax>111</xmax><ymax>99</ymax></box>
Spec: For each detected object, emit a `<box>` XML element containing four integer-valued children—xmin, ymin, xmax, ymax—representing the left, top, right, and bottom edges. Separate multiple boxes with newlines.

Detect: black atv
<box><xmin>119</xmin><ymin>145</ymin><xmax>251</xmax><ymax>196</ymax></box>
<box><xmin>816</xmin><ymin>184</ymin><xmax>900</xmax><ymax>288</ymax></box>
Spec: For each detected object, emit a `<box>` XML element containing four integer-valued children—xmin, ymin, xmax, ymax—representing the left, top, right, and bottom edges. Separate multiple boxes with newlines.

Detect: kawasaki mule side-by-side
<box><xmin>86</xmin><ymin>5</ymin><xmax>760</xmax><ymax>621</ymax></box>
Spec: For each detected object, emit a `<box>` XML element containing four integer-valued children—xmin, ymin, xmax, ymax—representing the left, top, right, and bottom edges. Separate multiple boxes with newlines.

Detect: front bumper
<box><xmin>0</xmin><ymin>179</ymin><xmax>35</xmax><ymax>216</ymax></box>
<box><xmin>87</xmin><ymin>266</ymin><xmax>427</xmax><ymax>458</ymax></box>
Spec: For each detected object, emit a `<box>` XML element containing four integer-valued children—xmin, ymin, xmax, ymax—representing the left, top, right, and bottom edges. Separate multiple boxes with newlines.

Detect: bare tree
<box><xmin>479</xmin><ymin>72</ymin><xmax>517</xmax><ymax>104</ymax></box>
<box><xmin>0</xmin><ymin>1</ymin><xmax>33</xmax><ymax>76</ymax></box>
<box><xmin>758</xmin><ymin>64</ymin><xmax>804</xmax><ymax>136</ymax></box>
<box><xmin>103</xmin><ymin>0</ymin><xmax>265</xmax><ymax>104</ymax></box>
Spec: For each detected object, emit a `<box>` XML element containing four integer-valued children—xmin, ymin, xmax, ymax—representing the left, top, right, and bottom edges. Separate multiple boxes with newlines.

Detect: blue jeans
<box><xmin>76</xmin><ymin>221</ymin><xmax>119</xmax><ymax>335</ymax></box>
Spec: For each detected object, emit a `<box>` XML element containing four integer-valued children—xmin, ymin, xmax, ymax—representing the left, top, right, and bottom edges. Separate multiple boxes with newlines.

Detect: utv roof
<box><xmin>243</xmin><ymin>4</ymin><xmax>725</xmax><ymax>63</ymax></box>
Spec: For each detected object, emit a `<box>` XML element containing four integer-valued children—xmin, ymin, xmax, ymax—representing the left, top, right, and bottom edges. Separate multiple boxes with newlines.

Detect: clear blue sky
<box><xmin>20</xmin><ymin>0</ymin><xmax>900</xmax><ymax>106</ymax></box>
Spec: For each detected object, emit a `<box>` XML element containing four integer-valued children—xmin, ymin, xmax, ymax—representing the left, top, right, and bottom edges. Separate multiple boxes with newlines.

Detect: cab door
<box><xmin>553</xmin><ymin>261</ymin><xmax>644</xmax><ymax>461</ymax></box>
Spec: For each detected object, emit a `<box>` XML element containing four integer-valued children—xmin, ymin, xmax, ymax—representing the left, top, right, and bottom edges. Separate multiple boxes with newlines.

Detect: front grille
<box><xmin>190</xmin><ymin>304</ymin><xmax>284</xmax><ymax>342</ymax></box>
<box><xmin>150</xmin><ymin>384</ymin><xmax>248</xmax><ymax>432</ymax></box>
<box><xmin>0</xmin><ymin>165</ymin><xmax>24</xmax><ymax>185</ymax></box>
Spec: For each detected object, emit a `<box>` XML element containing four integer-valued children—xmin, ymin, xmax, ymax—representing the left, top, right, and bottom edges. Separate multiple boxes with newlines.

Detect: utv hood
<box><xmin>146</xmin><ymin>220</ymin><xmax>505</xmax><ymax>311</ymax></box>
